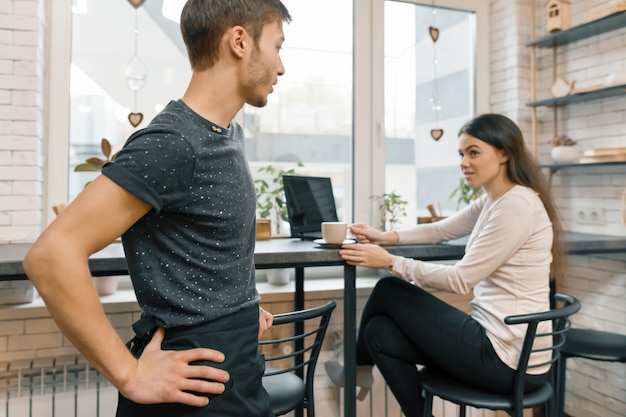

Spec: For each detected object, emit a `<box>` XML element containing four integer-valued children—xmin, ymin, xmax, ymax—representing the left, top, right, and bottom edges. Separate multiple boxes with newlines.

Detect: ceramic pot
<box><xmin>266</xmin><ymin>269</ymin><xmax>290</xmax><ymax>285</ymax></box>
<box><xmin>92</xmin><ymin>276</ymin><xmax>119</xmax><ymax>296</ymax></box>
<box><xmin>551</xmin><ymin>146</ymin><xmax>581</xmax><ymax>163</ymax></box>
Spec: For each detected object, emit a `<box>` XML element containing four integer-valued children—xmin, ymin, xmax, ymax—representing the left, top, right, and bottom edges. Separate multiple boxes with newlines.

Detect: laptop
<box><xmin>283</xmin><ymin>175</ymin><xmax>339</xmax><ymax>240</ymax></box>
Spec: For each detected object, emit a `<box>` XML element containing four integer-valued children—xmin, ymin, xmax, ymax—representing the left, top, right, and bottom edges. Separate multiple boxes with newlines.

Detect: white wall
<box><xmin>489</xmin><ymin>1</ymin><xmax>626</xmax><ymax>416</ymax></box>
<box><xmin>0</xmin><ymin>0</ymin><xmax>45</xmax><ymax>243</ymax></box>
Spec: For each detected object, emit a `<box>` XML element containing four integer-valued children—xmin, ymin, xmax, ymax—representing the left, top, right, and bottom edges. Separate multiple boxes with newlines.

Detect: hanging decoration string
<box><xmin>125</xmin><ymin>0</ymin><xmax>148</xmax><ymax>128</ymax></box>
<box><xmin>429</xmin><ymin>1</ymin><xmax>443</xmax><ymax>141</ymax></box>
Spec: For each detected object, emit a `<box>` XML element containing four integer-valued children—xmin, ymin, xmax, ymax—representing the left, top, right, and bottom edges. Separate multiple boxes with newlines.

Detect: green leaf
<box><xmin>74</xmin><ymin>163</ymin><xmax>103</xmax><ymax>172</ymax></box>
<box><xmin>101</xmin><ymin>138</ymin><xmax>112</xmax><ymax>159</ymax></box>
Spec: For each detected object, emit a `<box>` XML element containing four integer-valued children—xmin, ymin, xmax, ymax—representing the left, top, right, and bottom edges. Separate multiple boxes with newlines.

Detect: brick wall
<box><xmin>0</xmin><ymin>277</ymin><xmax>484</xmax><ymax>417</ymax></box>
<box><xmin>0</xmin><ymin>279</ymin><xmax>378</xmax><ymax>416</ymax></box>
<box><xmin>0</xmin><ymin>0</ymin><xmax>44</xmax><ymax>244</ymax></box>
<box><xmin>490</xmin><ymin>1</ymin><xmax>626</xmax><ymax>416</ymax></box>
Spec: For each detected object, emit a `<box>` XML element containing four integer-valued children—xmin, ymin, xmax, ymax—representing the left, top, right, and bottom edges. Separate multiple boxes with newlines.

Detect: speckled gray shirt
<box><xmin>102</xmin><ymin>99</ymin><xmax>258</xmax><ymax>328</ymax></box>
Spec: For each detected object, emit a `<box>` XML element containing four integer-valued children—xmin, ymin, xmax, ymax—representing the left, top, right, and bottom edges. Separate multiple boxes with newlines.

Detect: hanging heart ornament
<box><xmin>128</xmin><ymin>112</ymin><xmax>144</xmax><ymax>127</ymax></box>
<box><xmin>431</xmin><ymin>129</ymin><xmax>444</xmax><ymax>141</ymax></box>
<box><xmin>127</xmin><ymin>0</ymin><xmax>145</xmax><ymax>8</ymax></box>
<box><xmin>429</xmin><ymin>26</ymin><xmax>440</xmax><ymax>42</ymax></box>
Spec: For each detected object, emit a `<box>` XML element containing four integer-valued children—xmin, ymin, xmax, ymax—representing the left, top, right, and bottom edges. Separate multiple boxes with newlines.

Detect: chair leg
<box><xmin>422</xmin><ymin>390</ymin><xmax>434</xmax><ymax>417</ymax></box>
<box><xmin>545</xmin><ymin>398</ymin><xmax>555</xmax><ymax>417</ymax></box>
<box><xmin>555</xmin><ymin>356</ymin><xmax>568</xmax><ymax>417</ymax></box>
<box><xmin>458</xmin><ymin>405</ymin><xmax>466</xmax><ymax>417</ymax></box>
<box><xmin>305</xmin><ymin>402</ymin><xmax>314</xmax><ymax>417</ymax></box>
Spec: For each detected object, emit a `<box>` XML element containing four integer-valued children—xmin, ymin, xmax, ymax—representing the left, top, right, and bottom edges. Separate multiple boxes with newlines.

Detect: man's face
<box><xmin>243</xmin><ymin>20</ymin><xmax>286</xmax><ymax>108</ymax></box>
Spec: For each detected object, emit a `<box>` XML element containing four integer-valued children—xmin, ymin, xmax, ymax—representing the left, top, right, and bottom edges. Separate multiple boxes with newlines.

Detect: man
<box><xmin>23</xmin><ymin>1</ymin><xmax>291</xmax><ymax>416</ymax></box>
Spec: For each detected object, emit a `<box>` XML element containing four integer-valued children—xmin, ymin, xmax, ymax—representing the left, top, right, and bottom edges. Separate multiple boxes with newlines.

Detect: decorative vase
<box><xmin>266</xmin><ymin>269</ymin><xmax>291</xmax><ymax>285</ymax></box>
<box><xmin>92</xmin><ymin>276</ymin><xmax>119</xmax><ymax>296</ymax></box>
<box><xmin>551</xmin><ymin>146</ymin><xmax>581</xmax><ymax>163</ymax></box>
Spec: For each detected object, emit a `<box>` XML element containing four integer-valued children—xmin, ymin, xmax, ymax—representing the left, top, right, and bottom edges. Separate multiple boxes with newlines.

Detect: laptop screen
<box><xmin>283</xmin><ymin>175</ymin><xmax>339</xmax><ymax>239</ymax></box>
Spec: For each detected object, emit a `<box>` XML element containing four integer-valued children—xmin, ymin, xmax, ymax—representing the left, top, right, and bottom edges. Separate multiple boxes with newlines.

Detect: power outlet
<box><xmin>575</xmin><ymin>207</ymin><xmax>605</xmax><ymax>225</ymax></box>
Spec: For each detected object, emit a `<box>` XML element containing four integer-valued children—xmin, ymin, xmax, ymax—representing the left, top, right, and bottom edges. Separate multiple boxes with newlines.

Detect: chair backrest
<box><xmin>505</xmin><ymin>293</ymin><xmax>580</xmax><ymax>406</ymax></box>
<box><xmin>259</xmin><ymin>301</ymin><xmax>336</xmax><ymax>411</ymax></box>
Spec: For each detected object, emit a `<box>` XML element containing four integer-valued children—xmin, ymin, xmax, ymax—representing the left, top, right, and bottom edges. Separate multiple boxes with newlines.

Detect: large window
<box><xmin>66</xmin><ymin>0</ymin><xmax>352</xmax><ymax>230</ymax></box>
<box><xmin>47</xmin><ymin>0</ymin><xmax>487</xmax><ymax>229</ymax></box>
<box><xmin>383</xmin><ymin>0</ymin><xmax>489</xmax><ymax>227</ymax></box>
<box><xmin>68</xmin><ymin>0</ymin><xmax>190</xmax><ymax>201</ymax></box>
<box><xmin>243</xmin><ymin>0</ymin><xmax>353</xmax><ymax>227</ymax></box>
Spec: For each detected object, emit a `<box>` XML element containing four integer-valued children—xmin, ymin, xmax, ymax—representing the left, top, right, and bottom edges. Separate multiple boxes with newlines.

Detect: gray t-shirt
<box><xmin>102</xmin><ymin>99</ymin><xmax>258</xmax><ymax>328</ymax></box>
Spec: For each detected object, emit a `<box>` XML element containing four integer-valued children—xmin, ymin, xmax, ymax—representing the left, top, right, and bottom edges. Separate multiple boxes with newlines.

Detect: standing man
<box><xmin>23</xmin><ymin>1</ymin><xmax>291</xmax><ymax>416</ymax></box>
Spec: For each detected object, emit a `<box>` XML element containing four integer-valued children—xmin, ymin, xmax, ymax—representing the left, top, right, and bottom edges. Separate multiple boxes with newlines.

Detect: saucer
<box><xmin>314</xmin><ymin>238</ymin><xmax>356</xmax><ymax>249</ymax></box>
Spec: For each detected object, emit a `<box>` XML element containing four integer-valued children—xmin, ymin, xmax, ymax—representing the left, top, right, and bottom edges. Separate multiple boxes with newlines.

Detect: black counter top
<box><xmin>1</xmin><ymin>232</ymin><xmax>625</xmax><ymax>281</ymax></box>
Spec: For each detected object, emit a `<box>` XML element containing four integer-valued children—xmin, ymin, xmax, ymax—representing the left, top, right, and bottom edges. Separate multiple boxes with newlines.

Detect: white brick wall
<box><xmin>491</xmin><ymin>1</ymin><xmax>626</xmax><ymax>416</ymax></box>
<box><xmin>0</xmin><ymin>279</ymin><xmax>485</xmax><ymax>417</ymax></box>
<box><xmin>0</xmin><ymin>0</ymin><xmax>44</xmax><ymax>244</ymax></box>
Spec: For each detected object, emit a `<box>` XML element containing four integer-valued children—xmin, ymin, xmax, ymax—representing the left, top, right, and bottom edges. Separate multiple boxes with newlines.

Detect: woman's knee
<box><xmin>363</xmin><ymin>315</ymin><xmax>390</xmax><ymax>355</ymax></box>
<box><xmin>373</xmin><ymin>276</ymin><xmax>409</xmax><ymax>296</ymax></box>
<box><xmin>363</xmin><ymin>315</ymin><xmax>420</xmax><ymax>364</ymax></box>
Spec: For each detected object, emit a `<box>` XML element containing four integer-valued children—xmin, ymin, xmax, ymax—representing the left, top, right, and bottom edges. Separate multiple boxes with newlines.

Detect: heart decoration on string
<box><xmin>431</xmin><ymin>129</ymin><xmax>444</xmax><ymax>141</ymax></box>
<box><xmin>128</xmin><ymin>113</ymin><xmax>144</xmax><ymax>127</ymax></box>
<box><xmin>429</xmin><ymin>26</ymin><xmax>439</xmax><ymax>42</ymax></box>
<box><xmin>429</xmin><ymin>2</ymin><xmax>443</xmax><ymax>142</ymax></box>
<box><xmin>125</xmin><ymin>0</ymin><xmax>148</xmax><ymax>128</ymax></box>
<box><xmin>127</xmin><ymin>0</ymin><xmax>145</xmax><ymax>8</ymax></box>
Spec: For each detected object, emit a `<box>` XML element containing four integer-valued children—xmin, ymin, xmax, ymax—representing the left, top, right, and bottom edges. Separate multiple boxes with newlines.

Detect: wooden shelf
<box><xmin>526</xmin><ymin>84</ymin><xmax>626</xmax><ymax>107</ymax></box>
<box><xmin>525</xmin><ymin>11</ymin><xmax>626</xmax><ymax>48</ymax></box>
<box><xmin>541</xmin><ymin>160</ymin><xmax>626</xmax><ymax>170</ymax></box>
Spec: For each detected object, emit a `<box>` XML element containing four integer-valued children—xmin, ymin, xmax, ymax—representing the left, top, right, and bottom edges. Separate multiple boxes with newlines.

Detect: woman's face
<box><xmin>458</xmin><ymin>133</ymin><xmax>508</xmax><ymax>191</ymax></box>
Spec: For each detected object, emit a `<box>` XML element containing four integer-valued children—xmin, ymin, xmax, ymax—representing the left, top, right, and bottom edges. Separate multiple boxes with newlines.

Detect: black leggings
<box><xmin>356</xmin><ymin>277</ymin><xmax>546</xmax><ymax>417</ymax></box>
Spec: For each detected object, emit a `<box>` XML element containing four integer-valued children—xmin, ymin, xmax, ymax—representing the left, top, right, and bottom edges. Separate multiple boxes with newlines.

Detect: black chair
<box><xmin>555</xmin><ymin>328</ymin><xmax>626</xmax><ymax>417</ymax></box>
<box><xmin>260</xmin><ymin>301</ymin><xmax>336</xmax><ymax>417</ymax></box>
<box><xmin>420</xmin><ymin>293</ymin><xmax>581</xmax><ymax>417</ymax></box>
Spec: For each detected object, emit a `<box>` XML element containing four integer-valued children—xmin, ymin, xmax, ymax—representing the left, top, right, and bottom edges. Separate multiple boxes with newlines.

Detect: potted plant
<box><xmin>551</xmin><ymin>133</ymin><xmax>580</xmax><ymax>163</ymax></box>
<box><xmin>449</xmin><ymin>177</ymin><xmax>483</xmax><ymax>210</ymax></box>
<box><xmin>74</xmin><ymin>137</ymin><xmax>121</xmax><ymax>295</ymax></box>
<box><xmin>370</xmin><ymin>191</ymin><xmax>408</xmax><ymax>231</ymax></box>
<box><xmin>74</xmin><ymin>138</ymin><xmax>118</xmax><ymax>181</ymax></box>
<box><xmin>254</xmin><ymin>162</ymin><xmax>304</xmax><ymax>238</ymax></box>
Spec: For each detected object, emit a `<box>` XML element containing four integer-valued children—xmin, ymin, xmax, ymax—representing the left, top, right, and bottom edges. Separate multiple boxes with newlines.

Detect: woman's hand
<box><xmin>339</xmin><ymin>243</ymin><xmax>394</xmax><ymax>269</ymax></box>
<box><xmin>350</xmin><ymin>223</ymin><xmax>399</xmax><ymax>246</ymax></box>
<box><xmin>258</xmin><ymin>307</ymin><xmax>273</xmax><ymax>339</ymax></box>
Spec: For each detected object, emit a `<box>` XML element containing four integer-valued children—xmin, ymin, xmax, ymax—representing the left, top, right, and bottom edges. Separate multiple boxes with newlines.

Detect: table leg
<box><xmin>343</xmin><ymin>264</ymin><xmax>357</xmax><ymax>417</ymax></box>
<box><xmin>294</xmin><ymin>267</ymin><xmax>305</xmax><ymax>373</ymax></box>
<box><xmin>295</xmin><ymin>267</ymin><xmax>305</xmax><ymax>417</ymax></box>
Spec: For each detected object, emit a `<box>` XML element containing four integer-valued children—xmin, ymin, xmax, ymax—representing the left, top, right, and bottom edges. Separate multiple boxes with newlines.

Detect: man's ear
<box><xmin>229</xmin><ymin>26</ymin><xmax>247</xmax><ymax>58</ymax></box>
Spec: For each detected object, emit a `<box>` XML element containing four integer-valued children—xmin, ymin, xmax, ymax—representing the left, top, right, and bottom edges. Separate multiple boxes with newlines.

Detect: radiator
<box><xmin>0</xmin><ymin>355</ymin><xmax>499</xmax><ymax>417</ymax></box>
<box><xmin>0</xmin><ymin>356</ymin><xmax>117</xmax><ymax>417</ymax></box>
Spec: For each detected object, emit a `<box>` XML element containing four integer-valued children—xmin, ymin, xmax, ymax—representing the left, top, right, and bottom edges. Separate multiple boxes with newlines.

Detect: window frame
<box><xmin>356</xmin><ymin>0</ymin><xmax>490</xmax><ymax>225</ymax></box>
<box><xmin>45</xmin><ymin>0</ymin><xmax>489</xmax><ymax>228</ymax></box>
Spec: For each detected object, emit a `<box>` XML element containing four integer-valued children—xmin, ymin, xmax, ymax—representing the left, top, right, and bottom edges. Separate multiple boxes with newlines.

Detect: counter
<box><xmin>2</xmin><ymin>232</ymin><xmax>625</xmax><ymax>281</ymax></box>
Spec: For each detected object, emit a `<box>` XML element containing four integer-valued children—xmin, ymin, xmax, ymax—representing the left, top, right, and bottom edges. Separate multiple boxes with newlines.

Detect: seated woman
<box><xmin>328</xmin><ymin>113</ymin><xmax>563</xmax><ymax>417</ymax></box>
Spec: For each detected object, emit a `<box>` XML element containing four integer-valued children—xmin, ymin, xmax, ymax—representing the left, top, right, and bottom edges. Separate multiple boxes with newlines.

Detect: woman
<box><xmin>332</xmin><ymin>114</ymin><xmax>563</xmax><ymax>417</ymax></box>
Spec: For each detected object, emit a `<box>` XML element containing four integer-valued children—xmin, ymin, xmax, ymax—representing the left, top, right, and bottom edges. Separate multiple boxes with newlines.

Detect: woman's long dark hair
<box><xmin>459</xmin><ymin>113</ymin><xmax>563</xmax><ymax>283</ymax></box>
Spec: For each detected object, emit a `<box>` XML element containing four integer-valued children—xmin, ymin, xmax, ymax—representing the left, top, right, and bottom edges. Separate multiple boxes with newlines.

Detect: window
<box><xmin>382</xmin><ymin>0</ymin><xmax>489</xmax><ymax>227</ymax></box>
<box><xmin>243</xmin><ymin>0</ymin><xmax>353</xmax><ymax>227</ymax></box>
<box><xmin>68</xmin><ymin>1</ymin><xmax>190</xmax><ymax>202</ymax></box>
<box><xmin>63</xmin><ymin>0</ymin><xmax>353</xmax><ymax>231</ymax></box>
<box><xmin>46</xmin><ymin>0</ymin><xmax>487</xmax><ymax>230</ymax></box>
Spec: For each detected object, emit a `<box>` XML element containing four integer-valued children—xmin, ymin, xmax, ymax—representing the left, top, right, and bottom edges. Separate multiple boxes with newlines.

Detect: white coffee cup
<box><xmin>322</xmin><ymin>222</ymin><xmax>348</xmax><ymax>244</ymax></box>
